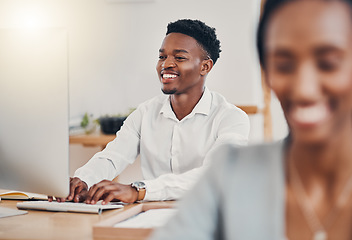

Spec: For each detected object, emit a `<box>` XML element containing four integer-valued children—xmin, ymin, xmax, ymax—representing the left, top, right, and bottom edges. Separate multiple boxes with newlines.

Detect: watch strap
<box><xmin>137</xmin><ymin>188</ymin><xmax>146</xmax><ymax>201</ymax></box>
<box><xmin>131</xmin><ymin>181</ymin><xmax>146</xmax><ymax>201</ymax></box>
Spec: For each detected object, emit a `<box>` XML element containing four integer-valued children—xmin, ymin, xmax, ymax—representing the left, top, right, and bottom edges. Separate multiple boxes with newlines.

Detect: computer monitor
<box><xmin>0</xmin><ymin>28</ymin><xmax>69</xmax><ymax>198</ymax></box>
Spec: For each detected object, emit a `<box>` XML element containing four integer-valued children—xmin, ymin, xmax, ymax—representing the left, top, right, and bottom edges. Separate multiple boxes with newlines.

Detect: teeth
<box><xmin>291</xmin><ymin>103</ymin><xmax>329</xmax><ymax>124</ymax></box>
<box><xmin>163</xmin><ymin>74</ymin><xmax>177</xmax><ymax>79</ymax></box>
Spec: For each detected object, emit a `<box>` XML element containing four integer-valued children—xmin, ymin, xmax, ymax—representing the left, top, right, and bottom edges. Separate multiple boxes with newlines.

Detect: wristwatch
<box><xmin>131</xmin><ymin>181</ymin><xmax>146</xmax><ymax>201</ymax></box>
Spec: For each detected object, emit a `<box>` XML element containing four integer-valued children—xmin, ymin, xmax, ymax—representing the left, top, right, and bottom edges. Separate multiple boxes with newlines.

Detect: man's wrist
<box><xmin>131</xmin><ymin>181</ymin><xmax>146</xmax><ymax>201</ymax></box>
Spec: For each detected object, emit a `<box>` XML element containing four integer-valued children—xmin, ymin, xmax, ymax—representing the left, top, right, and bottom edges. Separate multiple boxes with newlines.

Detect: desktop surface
<box><xmin>0</xmin><ymin>199</ymin><xmax>128</xmax><ymax>240</ymax></box>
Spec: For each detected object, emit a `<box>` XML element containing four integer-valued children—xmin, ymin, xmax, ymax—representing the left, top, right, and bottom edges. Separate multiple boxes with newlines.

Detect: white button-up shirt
<box><xmin>74</xmin><ymin>87</ymin><xmax>250</xmax><ymax>201</ymax></box>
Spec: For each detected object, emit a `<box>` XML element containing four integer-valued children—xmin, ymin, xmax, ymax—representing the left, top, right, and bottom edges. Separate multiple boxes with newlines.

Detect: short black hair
<box><xmin>166</xmin><ymin>19</ymin><xmax>221</xmax><ymax>64</ymax></box>
<box><xmin>257</xmin><ymin>0</ymin><xmax>352</xmax><ymax>69</ymax></box>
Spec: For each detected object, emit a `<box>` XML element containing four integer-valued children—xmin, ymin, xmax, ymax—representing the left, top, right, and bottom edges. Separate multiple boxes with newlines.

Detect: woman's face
<box><xmin>265</xmin><ymin>0</ymin><xmax>352</xmax><ymax>145</ymax></box>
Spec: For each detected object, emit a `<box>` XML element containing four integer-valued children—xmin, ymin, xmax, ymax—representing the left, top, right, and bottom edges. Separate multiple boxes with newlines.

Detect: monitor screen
<box><xmin>0</xmin><ymin>28</ymin><xmax>69</xmax><ymax>198</ymax></box>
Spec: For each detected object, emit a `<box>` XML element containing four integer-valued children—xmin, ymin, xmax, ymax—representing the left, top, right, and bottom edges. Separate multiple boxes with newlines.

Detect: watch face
<box><xmin>133</xmin><ymin>181</ymin><xmax>146</xmax><ymax>189</ymax></box>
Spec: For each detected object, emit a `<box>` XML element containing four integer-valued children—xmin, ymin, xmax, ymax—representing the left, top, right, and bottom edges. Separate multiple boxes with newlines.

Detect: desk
<box><xmin>0</xmin><ymin>200</ymin><xmax>134</xmax><ymax>240</ymax></box>
<box><xmin>70</xmin><ymin>133</ymin><xmax>116</xmax><ymax>149</ymax></box>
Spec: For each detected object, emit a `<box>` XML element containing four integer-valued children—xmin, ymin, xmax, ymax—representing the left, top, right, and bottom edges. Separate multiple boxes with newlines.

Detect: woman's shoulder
<box><xmin>210</xmin><ymin>140</ymin><xmax>286</xmax><ymax>178</ymax></box>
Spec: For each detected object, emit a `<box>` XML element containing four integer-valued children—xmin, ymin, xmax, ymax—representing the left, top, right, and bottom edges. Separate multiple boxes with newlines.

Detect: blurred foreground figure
<box><xmin>151</xmin><ymin>0</ymin><xmax>352</xmax><ymax>239</ymax></box>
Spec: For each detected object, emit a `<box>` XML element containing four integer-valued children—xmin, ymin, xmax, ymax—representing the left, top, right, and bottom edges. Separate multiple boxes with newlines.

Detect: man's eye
<box><xmin>159</xmin><ymin>55</ymin><xmax>166</xmax><ymax>60</ymax></box>
<box><xmin>175</xmin><ymin>56</ymin><xmax>186</xmax><ymax>61</ymax></box>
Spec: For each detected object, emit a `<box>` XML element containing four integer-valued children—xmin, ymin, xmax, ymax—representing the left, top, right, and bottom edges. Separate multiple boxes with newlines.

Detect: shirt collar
<box><xmin>159</xmin><ymin>87</ymin><xmax>212</xmax><ymax>120</ymax></box>
<box><xmin>191</xmin><ymin>87</ymin><xmax>211</xmax><ymax>116</ymax></box>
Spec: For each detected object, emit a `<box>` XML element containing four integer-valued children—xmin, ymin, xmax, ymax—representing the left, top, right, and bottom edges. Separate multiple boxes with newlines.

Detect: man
<box><xmin>61</xmin><ymin>19</ymin><xmax>249</xmax><ymax>204</ymax></box>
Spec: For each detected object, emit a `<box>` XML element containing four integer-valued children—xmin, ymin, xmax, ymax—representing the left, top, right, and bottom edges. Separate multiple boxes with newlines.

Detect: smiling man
<box><xmin>62</xmin><ymin>19</ymin><xmax>250</xmax><ymax>204</ymax></box>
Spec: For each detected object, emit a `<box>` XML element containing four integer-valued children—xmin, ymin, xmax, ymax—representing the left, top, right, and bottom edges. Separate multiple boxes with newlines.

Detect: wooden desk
<box><xmin>0</xmin><ymin>200</ymin><xmax>134</xmax><ymax>240</ymax></box>
<box><xmin>70</xmin><ymin>133</ymin><xmax>116</xmax><ymax>148</ymax></box>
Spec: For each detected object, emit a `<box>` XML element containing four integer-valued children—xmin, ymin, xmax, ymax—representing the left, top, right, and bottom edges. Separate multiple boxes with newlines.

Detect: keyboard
<box><xmin>17</xmin><ymin>200</ymin><xmax>124</xmax><ymax>214</ymax></box>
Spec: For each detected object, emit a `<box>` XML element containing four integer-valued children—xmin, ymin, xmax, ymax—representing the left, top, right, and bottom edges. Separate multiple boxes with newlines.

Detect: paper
<box><xmin>0</xmin><ymin>206</ymin><xmax>27</xmax><ymax>218</ymax></box>
<box><xmin>114</xmin><ymin>208</ymin><xmax>178</xmax><ymax>228</ymax></box>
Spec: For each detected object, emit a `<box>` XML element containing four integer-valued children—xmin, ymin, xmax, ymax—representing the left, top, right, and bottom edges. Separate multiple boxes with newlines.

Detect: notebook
<box><xmin>17</xmin><ymin>200</ymin><xmax>124</xmax><ymax>214</ymax></box>
<box><xmin>0</xmin><ymin>190</ymin><xmax>48</xmax><ymax>200</ymax></box>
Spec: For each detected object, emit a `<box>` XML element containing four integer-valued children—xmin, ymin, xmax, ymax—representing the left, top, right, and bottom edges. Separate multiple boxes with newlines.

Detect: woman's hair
<box><xmin>166</xmin><ymin>19</ymin><xmax>221</xmax><ymax>64</ymax></box>
<box><xmin>257</xmin><ymin>0</ymin><xmax>352</xmax><ymax>69</ymax></box>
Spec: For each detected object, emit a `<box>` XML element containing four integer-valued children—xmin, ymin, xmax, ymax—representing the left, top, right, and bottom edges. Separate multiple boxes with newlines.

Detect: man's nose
<box><xmin>162</xmin><ymin>57</ymin><xmax>176</xmax><ymax>69</ymax></box>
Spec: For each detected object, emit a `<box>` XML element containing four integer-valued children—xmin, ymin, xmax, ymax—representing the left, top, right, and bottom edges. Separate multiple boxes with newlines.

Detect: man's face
<box><xmin>156</xmin><ymin>32</ymin><xmax>207</xmax><ymax>95</ymax></box>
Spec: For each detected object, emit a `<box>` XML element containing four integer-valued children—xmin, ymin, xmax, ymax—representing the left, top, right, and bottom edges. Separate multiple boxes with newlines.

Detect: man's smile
<box><xmin>162</xmin><ymin>74</ymin><xmax>178</xmax><ymax>79</ymax></box>
<box><xmin>160</xmin><ymin>71</ymin><xmax>179</xmax><ymax>84</ymax></box>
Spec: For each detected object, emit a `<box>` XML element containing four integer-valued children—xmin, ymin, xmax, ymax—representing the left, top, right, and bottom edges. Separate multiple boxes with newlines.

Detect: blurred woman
<box><xmin>151</xmin><ymin>0</ymin><xmax>352</xmax><ymax>239</ymax></box>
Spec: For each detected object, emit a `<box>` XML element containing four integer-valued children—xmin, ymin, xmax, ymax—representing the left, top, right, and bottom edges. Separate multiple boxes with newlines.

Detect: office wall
<box><xmin>0</xmin><ymin>0</ymin><xmax>288</xmax><ymax>178</ymax></box>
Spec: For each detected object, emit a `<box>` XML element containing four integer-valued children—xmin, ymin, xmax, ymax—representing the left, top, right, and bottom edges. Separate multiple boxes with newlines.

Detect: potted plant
<box><xmin>99</xmin><ymin>108</ymin><xmax>135</xmax><ymax>135</ymax></box>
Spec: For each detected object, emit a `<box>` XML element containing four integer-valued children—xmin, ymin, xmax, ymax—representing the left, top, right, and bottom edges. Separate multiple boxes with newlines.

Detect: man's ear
<box><xmin>200</xmin><ymin>59</ymin><xmax>213</xmax><ymax>76</ymax></box>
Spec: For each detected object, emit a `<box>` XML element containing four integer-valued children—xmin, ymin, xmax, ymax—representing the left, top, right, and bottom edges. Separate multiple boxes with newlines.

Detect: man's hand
<box><xmin>48</xmin><ymin>177</ymin><xmax>88</xmax><ymax>202</ymax></box>
<box><xmin>85</xmin><ymin>180</ymin><xmax>138</xmax><ymax>204</ymax></box>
